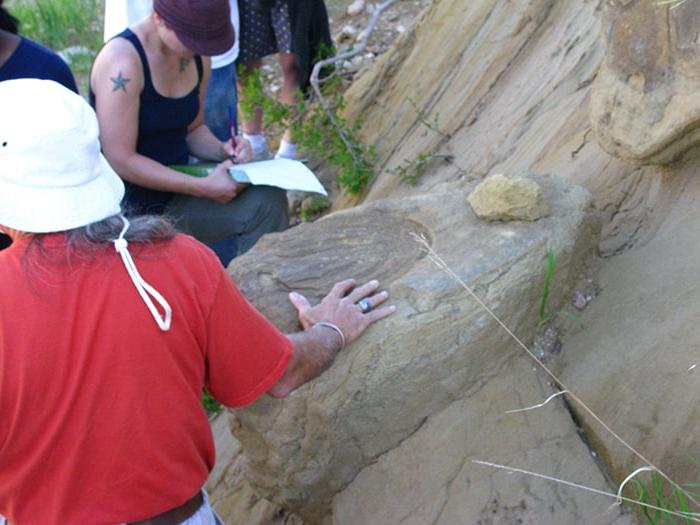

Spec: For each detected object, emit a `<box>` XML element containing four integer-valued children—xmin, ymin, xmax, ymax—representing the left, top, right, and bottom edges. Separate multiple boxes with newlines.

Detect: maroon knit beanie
<box><xmin>153</xmin><ymin>0</ymin><xmax>234</xmax><ymax>56</ymax></box>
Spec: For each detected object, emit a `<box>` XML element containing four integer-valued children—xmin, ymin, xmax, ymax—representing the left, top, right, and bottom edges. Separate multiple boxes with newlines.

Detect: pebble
<box><xmin>338</xmin><ymin>24</ymin><xmax>358</xmax><ymax>42</ymax></box>
<box><xmin>572</xmin><ymin>290</ymin><xmax>589</xmax><ymax>310</ymax></box>
<box><xmin>347</xmin><ymin>0</ymin><xmax>366</xmax><ymax>16</ymax></box>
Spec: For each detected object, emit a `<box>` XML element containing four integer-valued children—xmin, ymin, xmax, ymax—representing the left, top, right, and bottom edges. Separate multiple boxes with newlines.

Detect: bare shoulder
<box><xmin>91</xmin><ymin>38</ymin><xmax>144</xmax><ymax>96</ymax></box>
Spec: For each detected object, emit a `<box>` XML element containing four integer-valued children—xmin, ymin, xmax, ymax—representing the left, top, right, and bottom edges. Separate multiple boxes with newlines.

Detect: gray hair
<box><xmin>65</xmin><ymin>213</ymin><xmax>176</xmax><ymax>247</ymax></box>
<box><xmin>23</xmin><ymin>213</ymin><xmax>176</xmax><ymax>283</ymax></box>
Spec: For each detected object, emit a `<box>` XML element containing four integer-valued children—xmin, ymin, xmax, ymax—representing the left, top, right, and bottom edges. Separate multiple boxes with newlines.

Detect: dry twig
<box><xmin>411</xmin><ymin>232</ymin><xmax>700</xmax><ymax>512</ymax></box>
<box><xmin>309</xmin><ymin>0</ymin><xmax>400</xmax><ymax>165</ymax></box>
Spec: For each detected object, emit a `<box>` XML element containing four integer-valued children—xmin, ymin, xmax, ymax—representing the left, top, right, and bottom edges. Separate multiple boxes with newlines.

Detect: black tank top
<box><xmin>90</xmin><ymin>29</ymin><xmax>203</xmax><ymax>214</ymax></box>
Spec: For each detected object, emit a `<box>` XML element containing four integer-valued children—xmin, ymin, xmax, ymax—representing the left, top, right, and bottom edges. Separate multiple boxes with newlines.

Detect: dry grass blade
<box><xmin>411</xmin><ymin>232</ymin><xmax>700</xmax><ymax>511</ymax></box>
<box><xmin>657</xmin><ymin>0</ymin><xmax>691</xmax><ymax>9</ymax></box>
<box><xmin>473</xmin><ymin>461</ymin><xmax>700</xmax><ymax>523</ymax></box>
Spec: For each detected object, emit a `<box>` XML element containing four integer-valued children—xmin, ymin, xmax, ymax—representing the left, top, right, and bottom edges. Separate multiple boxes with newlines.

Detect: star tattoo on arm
<box><xmin>110</xmin><ymin>71</ymin><xmax>131</xmax><ymax>93</ymax></box>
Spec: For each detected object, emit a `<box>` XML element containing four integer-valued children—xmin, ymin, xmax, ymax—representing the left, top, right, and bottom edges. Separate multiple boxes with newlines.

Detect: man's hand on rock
<box><xmin>269</xmin><ymin>280</ymin><xmax>395</xmax><ymax>398</ymax></box>
<box><xmin>288</xmin><ymin>278</ymin><xmax>395</xmax><ymax>347</ymax></box>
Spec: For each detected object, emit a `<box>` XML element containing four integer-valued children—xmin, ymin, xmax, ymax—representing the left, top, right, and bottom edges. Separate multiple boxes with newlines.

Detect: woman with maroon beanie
<box><xmin>90</xmin><ymin>0</ymin><xmax>288</xmax><ymax>267</ymax></box>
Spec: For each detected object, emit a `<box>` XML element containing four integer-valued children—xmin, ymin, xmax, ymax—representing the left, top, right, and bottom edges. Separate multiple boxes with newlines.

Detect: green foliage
<box><xmin>201</xmin><ymin>391</ymin><xmax>222</xmax><ymax>417</ymax></box>
<box><xmin>538</xmin><ymin>247</ymin><xmax>557</xmax><ymax>327</ymax></box>
<box><xmin>629</xmin><ymin>472</ymin><xmax>700</xmax><ymax>524</ymax></box>
<box><xmin>389</xmin><ymin>150</ymin><xmax>434</xmax><ymax>185</ymax></box>
<box><xmin>8</xmin><ymin>0</ymin><xmax>103</xmax><ymax>92</ymax></box>
<box><xmin>407</xmin><ymin>97</ymin><xmax>446</xmax><ymax>138</ymax></box>
<box><xmin>299</xmin><ymin>195</ymin><xmax>332</xmax><ymax>222</ymax></box>
<box><xmin>8</xmin><ymin>0</ymin><xmax>102</xmax><ymax>52</ymax></box>
<box><xmin>238</xmin><ymin>66</ymin><xmax>376</xmax><ymax>195</ymax></box>
<box><xmin>390</xmin><ymin>97</ymin><xmax>450</xmax><ymax>186</ymax></box>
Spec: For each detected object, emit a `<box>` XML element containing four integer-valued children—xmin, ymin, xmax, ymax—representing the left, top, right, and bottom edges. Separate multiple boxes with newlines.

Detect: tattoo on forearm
<box><xmin>179</xmin><ymin>58</ymin><xmax>190</xmax><ymax>73</ymax></box>
<box><xmin>110</xmin><ymin>71</ymin><xmax>131</xmax><ymax>93</ymax></box>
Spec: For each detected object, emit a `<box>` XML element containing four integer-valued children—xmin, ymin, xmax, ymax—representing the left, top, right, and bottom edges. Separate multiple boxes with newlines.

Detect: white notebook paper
<box><xmin>229</xmin><ymin>159</ymin><xmax>327</xmax><ymax>196</ymax></box>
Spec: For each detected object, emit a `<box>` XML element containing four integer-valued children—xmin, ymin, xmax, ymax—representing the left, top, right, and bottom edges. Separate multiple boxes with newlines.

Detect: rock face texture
<box><xmin>214</xmin><ymin>176</ymin><xmax>606</xmax><ymax>522</ymax></box>
<box><xmin>332</xmin><ymin>356</ymin><xmax>632</xmax><ymax>525</ymax></box>
<box><xmin>205</xmin><ymin>0</ymin><xmax>700</xmax><ymax>522</ymax></box>
<box><xmin>590</xmin><ymin>0</ymin><xmax>700</xmax><ymax>164</ymax></box>
<box><xmin>342</xmin><ymin>0</ymin><xmax>607</xmax><ymax>202</ymax></box>
<box><xmin>339</xmin><ymin>0</ymin><xmax>679</xmax><ymax>257</ymax></box>
<box><xmin>468</xmin><ymin>173</ymin><xmax>550</xmax><ymax>222</ymax></box>
<box><xmin>556</xmin><ymin>164</ymin><xmax>700</xmax><ymax>496</ymax></box>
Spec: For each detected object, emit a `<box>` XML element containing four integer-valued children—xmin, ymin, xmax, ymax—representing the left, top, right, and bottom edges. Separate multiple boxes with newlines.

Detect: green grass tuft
<box><xmin>8</xmin><ymin>0</ymin><xmax>102</xmax><ymax>52</ymax></box>
<box><xmin>538</xmin><ymin>246</ymin><xmax>557</xmax><ymax>326</ymax></box>
<box><xmin>630</xmin><ymin>472</ymin><xmax>700</xmax><ymax>524</ymax></box>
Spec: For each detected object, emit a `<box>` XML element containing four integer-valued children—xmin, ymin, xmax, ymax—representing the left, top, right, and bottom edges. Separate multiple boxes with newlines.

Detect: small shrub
<box><xmin>238</xmin><ymin>66</ymin><xmax>376</xmax><ymax>195</ymax></box>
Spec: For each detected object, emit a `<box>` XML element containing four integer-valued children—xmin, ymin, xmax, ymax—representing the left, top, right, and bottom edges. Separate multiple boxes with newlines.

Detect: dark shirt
<box><xmin>89</xmin><ymin>29</ymin><xmax>203</xmax><ymax>214</ymax></box>
<box><xmin>0</xmin><ymin>36</ymin><xmax>78</xmax><ymax>249</ymax></box>
<box><xmin>0</xmin><ymin>36</ymin><xmax>78</xmax><ymax>93</ymax></box>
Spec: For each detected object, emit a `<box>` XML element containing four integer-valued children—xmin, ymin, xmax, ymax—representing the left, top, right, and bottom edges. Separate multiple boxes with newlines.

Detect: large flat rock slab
<box><xmin>557</xmin><ymin>165</ymin><xmax>700</xmax><ymax>492</ymax></box>
<box><xmin>333</xmin><ymin>357</ymin><xmax>634</xmax><ymax>525</ymax></box>
<box><xmin>219</xmin><ymin>175</ymin><xmax>599</xmax><ymax>520</ymax></box>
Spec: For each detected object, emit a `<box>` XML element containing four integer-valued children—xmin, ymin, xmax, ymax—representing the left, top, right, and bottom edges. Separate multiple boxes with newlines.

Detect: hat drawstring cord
<box><xmin>113</xmin><ymin>215</ymin><xmax>172</xmax><ymax>332</ymax></box>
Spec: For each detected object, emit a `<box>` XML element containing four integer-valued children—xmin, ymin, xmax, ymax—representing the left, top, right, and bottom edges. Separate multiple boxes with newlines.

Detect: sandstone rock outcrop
<box><xmin>556</xmin><ymin>165</ymin><xmax>700</xmax><ymax>494</ymax></box>
<box><xmin>204</xmin><ymin>0</ymin><xmax>700</xmax><ymax>521</ymax></box>
<box><xmin>338</xmin><ymin>0</ymin><xmax>675</xmax><ymax>256</ymax></box>
<box><xmin>468</xmin><ymin>173</ymin><xmax>549</xmax><ymax>222</ymax></box>
<box><xmin>333</xmin><ymin>355</ymin><xmax>633</xmax><ymax>525</ymax></box>
<box><xmin>215</xmin><ymin>175</ymin><xmax>602</xmax><ymax>521</ymax></box>
<box><xmin>590</xmin><ymin>0</ymin><xmax>700</xmax><ymax>164</ymax></box>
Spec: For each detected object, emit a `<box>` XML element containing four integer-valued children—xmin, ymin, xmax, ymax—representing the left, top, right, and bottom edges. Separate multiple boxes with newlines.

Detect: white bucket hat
<box><xmin>0</xmin><ymin>79</ymin><xmax>124</xmax><ymax>232</ymax></box>
<box><xmin>0</xmin><ymin>79</ymin><xmax>171</xmax><ymax>331</ymax></box>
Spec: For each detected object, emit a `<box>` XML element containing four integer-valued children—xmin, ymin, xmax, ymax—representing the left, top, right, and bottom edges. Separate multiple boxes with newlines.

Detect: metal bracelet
<box><xmin>315</xmin><ymin>321</ymin><xmax>346</xmax><ymax>352</ymax></box>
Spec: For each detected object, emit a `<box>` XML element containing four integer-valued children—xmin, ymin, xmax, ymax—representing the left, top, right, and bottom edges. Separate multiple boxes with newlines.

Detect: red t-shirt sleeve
<box><xmin>204</xmin><ymin>271</ymin><xmax>293</xmax><ymax>407</ymax></box>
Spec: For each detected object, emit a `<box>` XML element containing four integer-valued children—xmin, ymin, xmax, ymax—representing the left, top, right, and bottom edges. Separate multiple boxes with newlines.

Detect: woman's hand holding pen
<box><xmin>224</xmin><ymin>136</ymin><xmax>252</xmax><ymax>164</ymax></box>
<box><xmin>222</xmin><ymin>106</ymin><xmax>252</xmax><ymax>164</ymax></box>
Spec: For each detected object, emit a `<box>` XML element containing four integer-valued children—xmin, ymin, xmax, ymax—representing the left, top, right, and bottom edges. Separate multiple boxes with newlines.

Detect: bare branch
<box><xmin>309</xmin><ymin>0</ymin><xmax>400</xmax><ymax>166</ymax></box>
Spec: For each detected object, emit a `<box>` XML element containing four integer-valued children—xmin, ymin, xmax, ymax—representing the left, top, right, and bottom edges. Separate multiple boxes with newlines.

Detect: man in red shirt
<box><xmin>0</xmin><ymin>79</ymin><xmax>393</xmax><ymax>524</ymax></box>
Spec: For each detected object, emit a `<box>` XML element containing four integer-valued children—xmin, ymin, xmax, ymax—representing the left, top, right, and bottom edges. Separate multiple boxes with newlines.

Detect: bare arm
<box><xmin>268</xmin><ymin>279</ymin><xmax>395</xmax><ymax>397</ymax></box>
<box><xmin>186</xmin><ymin>57</ymin><xmax>252</xmax><ymax>163</ymax></box>
<box><xmin>90</xmin><ymin>40</ymin><xmax>244</xmax><ymax>203</ymax></box>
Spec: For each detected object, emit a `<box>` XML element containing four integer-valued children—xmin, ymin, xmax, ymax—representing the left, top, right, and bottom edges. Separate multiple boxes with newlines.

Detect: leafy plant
<box><xmin>8</xmin><ymin>0</ymin><xmax>102</xmax><ymax>52</ymax></box>
<box><xmin>238</xmin><ymin>65</ymin><xmax>376</xmax><ymax>195</ymax></box>
<box><xmin>8</xmin><ymin>0</ymin><xmax>103</xmax><ymax>91</ymax></box>
<box><xmin>389</xmin><ymin>150</ymin><xmax>435</xmax><ymax>185</ymax></box>
<box><xmin>390</xmin><ymin>98</ymin><xmax>451</xmax><ymax>186</ymax></box>
<box><xmin>407</xmin><ymin>97</ymin><xmax>448</xmax><ymax>138</ymax></box>
<box><xmin>201</xmin><ymin>391</ymin><xmax>222</xmax><ymax>417</ymax></box>
<box><xmin>298</xmin><ymin>195</ymin><xmax>331</xmax><ymax>222</ymax></box>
